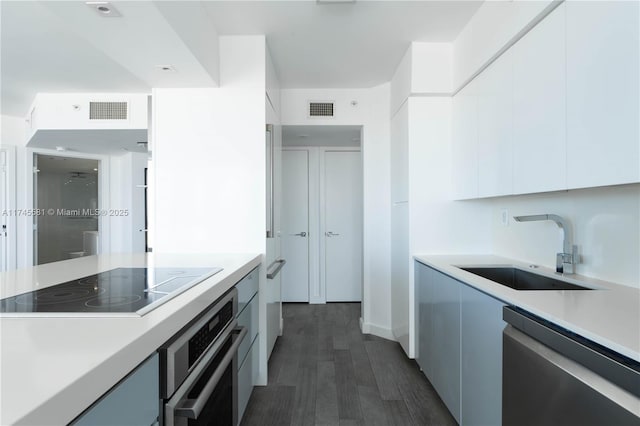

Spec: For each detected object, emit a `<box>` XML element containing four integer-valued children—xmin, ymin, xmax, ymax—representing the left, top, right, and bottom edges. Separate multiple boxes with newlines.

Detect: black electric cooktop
<box><xmin>0</xmin><ymin>267</ymin><xmax>222</xmax><ymax>316</ymax></box>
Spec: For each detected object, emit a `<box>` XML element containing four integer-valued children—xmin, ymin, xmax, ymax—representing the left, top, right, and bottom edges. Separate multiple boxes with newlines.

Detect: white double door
<box><xmin>281</xmin><ymin>149</ymin><xmax>362</xmax><ymax>303</ymax></box>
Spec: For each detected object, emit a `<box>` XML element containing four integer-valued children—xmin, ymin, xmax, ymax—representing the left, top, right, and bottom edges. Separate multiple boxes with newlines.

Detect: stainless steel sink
<box><xmin>458</xmin><ymin>266</ymin><xmax>593</xmax><ymax>291</ymax></box>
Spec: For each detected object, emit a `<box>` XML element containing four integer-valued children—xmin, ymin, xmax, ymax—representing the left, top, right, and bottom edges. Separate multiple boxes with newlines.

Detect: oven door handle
<box><xmin>173</xmin><ymin>326</ymin><xmax>248</xmax><ymax>419</ymax></box>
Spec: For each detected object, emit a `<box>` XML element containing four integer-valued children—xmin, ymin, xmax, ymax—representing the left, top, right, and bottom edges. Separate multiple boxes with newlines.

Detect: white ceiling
<box><xmin>203</xmin><ymin>1</ymin><xmax>481</xmax><ymax>88</ymax></box>
<box><xmin>283</xmin><ymin>125</ymin><xmax>361</xmax><ymax>147</ymax></box>
<box><xmin>1</xmin><ymin>1</ymin><xmax>482</xmax><ymax>117</ymax></box>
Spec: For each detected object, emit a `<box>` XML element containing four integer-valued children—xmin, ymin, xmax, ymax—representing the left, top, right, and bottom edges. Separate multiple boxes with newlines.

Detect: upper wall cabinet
<box><xmin>512</xmin><ymin>3</ymin><xmax>566</xmax><ymax>195</ymax></box>
<box><xmin>452</xmin><ymin>1</ymin><xmax>638</xmax><ymax>200</ymax></box>
<box><xmin>452</xmin><ymin>79</ymin><xmax>479</xmax><ymax>200</ymax></box>
<box><xmin>477</xmin><ymin>49</ymin><xmax>513</xmax><ymax>198</ymax></box>
<box><xmin>566</xmin><ymin>1</ymin><xmax>640</xmax><ymax>189</ymax></box>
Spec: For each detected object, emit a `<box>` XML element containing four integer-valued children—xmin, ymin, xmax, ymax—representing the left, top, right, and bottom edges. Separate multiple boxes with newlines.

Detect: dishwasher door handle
<box><xmin>171</xmin><ymin>326</ymin><xmax>248</xmax><ymax>420</ymax></box>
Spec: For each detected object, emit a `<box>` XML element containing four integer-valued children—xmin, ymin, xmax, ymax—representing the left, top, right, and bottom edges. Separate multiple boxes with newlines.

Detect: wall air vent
<box><xmin>89</xmin><ymin>101</ymin><xmax>128</xmax><ymax>120</ymax></box>
<box><xmin>309</xmin><ymin>102</ymin><xmax>334</xmax><ymax>117</ymax></box>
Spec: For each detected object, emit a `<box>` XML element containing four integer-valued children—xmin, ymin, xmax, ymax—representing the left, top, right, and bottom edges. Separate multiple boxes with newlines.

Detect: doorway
<box><xmin>281</xmin><ymin>125</ymin><xmax>363</xmax><ymax>303</ymax></box>
<box><xmin>33</xmin><ymin>154</ymin><xmax>100</xmax><ymax>265</ymax></box>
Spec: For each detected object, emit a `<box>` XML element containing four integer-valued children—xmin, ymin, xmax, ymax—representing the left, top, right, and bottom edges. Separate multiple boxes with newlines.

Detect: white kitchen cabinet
<box><xmin>72</xmin><ymin>354</ymin><xmax>159</xmax><ymax>426</ymax></box>
<box><xmin>566</xmin><ymin>1</ymin><xmax>640</xmax><ymax>189</ymax></box>
<box><xmin>476</xmin><ymin>49</ymin><xmax>513</xmax><ymax>198</ymax></box>
<box><xmin>460</xmin><ymin>283</ymin><xmax>506</xmax><ymax>426</ymax></box>
<box><xmin>391</xmin><ymin>102</ymin><xmax>409</xmax><ymax>203</ymax></box>
<box><xmin>512</xmin><ymin>3</ymin><xmax>566</xmax><ymax>194</ymax></box>
<box><xmin>452</xmin><ymin>79</ymin><xmax>479</xmax><ymax>200</ymax></box>
<box><xmin>430</xmin><ymin>267</ymin><xmax>462</xmax><ymax>424</ymax></box>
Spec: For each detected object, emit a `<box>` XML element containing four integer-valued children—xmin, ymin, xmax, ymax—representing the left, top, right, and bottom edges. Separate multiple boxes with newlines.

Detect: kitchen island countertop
<box><xmin>0</xmin><ymin>252</ymin><xmax>261</xmax><ymax>425</ymax></box>
<box><xmin>414</xmin><ymin>254</ymin><xmax>640</xmax><ymax>362</ymax></box>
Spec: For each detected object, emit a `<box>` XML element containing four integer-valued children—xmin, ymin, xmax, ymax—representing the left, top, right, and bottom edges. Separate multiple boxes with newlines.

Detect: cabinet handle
<box><xmin>267</xmin><ymin>259</ymin><xmax>286</xmax><ymax>279</ymax></box>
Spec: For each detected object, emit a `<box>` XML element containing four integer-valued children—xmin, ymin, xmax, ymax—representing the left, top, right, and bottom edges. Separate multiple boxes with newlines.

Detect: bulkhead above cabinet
<box><xmin>26</xmin><ymin>93</ymin><xmax>149</xmax><ymax>155</ymax></box>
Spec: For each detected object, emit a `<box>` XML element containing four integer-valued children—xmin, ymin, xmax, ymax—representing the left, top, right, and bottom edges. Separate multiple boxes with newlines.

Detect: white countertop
<box><xmin>414</xmin><ymin>254</ymin><xmax>640</xmax><ymax>362</ymax></box>
<box><xmin>0</xmin><ymin>252</ymin><xmax>262</xmax><ymax>425</ymax></box>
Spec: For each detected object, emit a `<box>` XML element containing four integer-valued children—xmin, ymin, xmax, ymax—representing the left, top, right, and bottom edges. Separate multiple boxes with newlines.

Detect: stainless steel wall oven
<box><xmin>160</xmin><ymin>288</ymin><xmax>247</xmax><ymax>426</ymax></box>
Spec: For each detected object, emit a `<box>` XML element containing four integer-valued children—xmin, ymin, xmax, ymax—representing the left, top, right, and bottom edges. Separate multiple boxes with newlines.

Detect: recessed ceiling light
<box><xmin>93</xmin><ymin>168</ymin><xmax>98</xmax><ymax>171</ymax></box>
<box><xmin>156</xmin><ymin>65</ymin><xmax>177</xmax><ymax>72</ymax></box>
<box><xmin>55</xmin><ymin>146</ymin><xmax>67</xmax><ymax>152</ymax></box>
<box><xmin>86</xmin><ymin>2</ymin><xmax>122</xmax><ymax>18</ymax></box>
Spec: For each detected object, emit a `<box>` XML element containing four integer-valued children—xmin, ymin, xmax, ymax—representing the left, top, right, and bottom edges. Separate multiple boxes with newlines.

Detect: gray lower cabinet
<box><xmin>430</xmin><ymin>267</ymin><xmax>462</xmax><ymax>424</ymax></box>
<box><xmin>416</xmin><ymin>261</ymin><xmax>506</xmax><ymax>426</ymax></box>
<box><xmin>460</xmin><ymin>282</ymin><xmax>506</xmax><ymax>425</ymax></box>
<box><xmin>236</xmin><ymin>267</ymin><xmax>260</xmax><ymax>424</ymax></box>
<box><xmin>417</xmin><ymin>262</ymin><xmax>434</xmax><ymax>379</ymax></box>
<box><xmin>73</xmin><ymin>353</ymin><xmax>159</xmax><ymax>426</ymax></box>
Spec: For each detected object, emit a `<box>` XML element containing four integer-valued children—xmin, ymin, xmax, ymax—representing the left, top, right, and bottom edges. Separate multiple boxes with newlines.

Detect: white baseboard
<box><xmin>360</xmin><ymin>319</ymin><xmax>395</xmax><ymax>341</ymax></box>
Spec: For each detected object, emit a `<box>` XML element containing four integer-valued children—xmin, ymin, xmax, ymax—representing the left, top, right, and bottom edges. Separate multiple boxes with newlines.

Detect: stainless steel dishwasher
<box><xmin>502</xmin><ymin>307</ymin><xmax>640</xmax><ymax>426</ymax></box>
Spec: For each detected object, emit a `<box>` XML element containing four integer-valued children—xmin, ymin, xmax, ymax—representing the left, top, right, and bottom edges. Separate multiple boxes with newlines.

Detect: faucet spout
<box><xmin>513</xmin><ymin>214</ymin><xmax>578</xmax><ymax>274</ymax></box>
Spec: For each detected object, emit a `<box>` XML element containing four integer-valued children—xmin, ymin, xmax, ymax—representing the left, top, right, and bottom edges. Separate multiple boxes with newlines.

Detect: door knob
<box><xmin>325</xmin><ymin>231</ymin><xmax>340</xmax><ymax>237</ymax></box>
<box><xmin>292</xmin><ymin>232</ymin><xmax>307</xmax><ymax>237</ymax></box>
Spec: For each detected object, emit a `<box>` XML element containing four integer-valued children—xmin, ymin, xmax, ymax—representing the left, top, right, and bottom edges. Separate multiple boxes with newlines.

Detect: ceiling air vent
<box><xmin>89</xmin><ymin>101</ymin><xmax>128</xmax><ymax>120</ymax></box>
<box><xmin>309</xmin><ymin>102</ymin><xmax>334</xmax><ymax>118</ymax></box>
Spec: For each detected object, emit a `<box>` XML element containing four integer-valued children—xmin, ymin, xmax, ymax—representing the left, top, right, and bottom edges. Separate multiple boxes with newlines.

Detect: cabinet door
<box><xmin>460</xmin><ymin>284</ymin><xmax>506</xmax><ymax>426</ymax></box>
<box><xmin>452</xmin><ymin>79</ymin><xmax>479</xmax><ymax>200</ymax></box>
<box><xmin>477</xmin><ymin>49</ymin><xmax>514</xmax><ymax>198</ymax></box>
<box><xmin>73</xmin><ymin>354</ymin><xmax>159</xmax><ymax>426</ymax></box>
<box><xmin>391</xmin><ymin>102</ymin><xmax>409</xmax><ymax>203</ymax></box>
<box><xmin>431</xmin><ymin>269</ymin><xmax>461</xmax><ymax>423</ymax></box>
<box><xmin>238</xmin><ymin>335</ymin><xmax>259</xmax><ymax>424</ymax></box>
<box><xmin>512</xmin><ymin>3</ymin><xmax>566</xmax><ymax>194</ymax></box>
<box><xmin>566</xmin><ymin>1</ymin><xmax>640</xmax><ymax>189</ymax></box>
<box><xmin>416</xmin><ymin>262</ymin><xmax>433</xmax><ymax>378</ymax></box>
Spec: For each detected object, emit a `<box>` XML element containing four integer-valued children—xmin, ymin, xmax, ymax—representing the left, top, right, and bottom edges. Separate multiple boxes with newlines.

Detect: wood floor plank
<box><xmin>364</xmin><ymin>341</ymin><xmax>403</xmax><ymax>400</ymax></box>
<box><xmin>240</xmin><ymin>385</ymin><xmax>296</xmax><ymax>426</ymax></box>
<box><xmin>291</xmin><ymin>366</ymin><xmax>317</xmax><ymax>426</ymax></box>
<box><xmin>398</xmin><ymin>381</ymin><xmax>457</xmax><ymax>426</ymax></box>
<box><xmin>383</xmin><ymin>400</ymin><xmax>415</xmax><ymax>426</ymax></box>
<box><xmin>334</xmin><ymin>350</ymin><xmax>363</xmax><ymax>421</ymax></box>
<box><xmin>315</xmin><ymin>361</ymin><xmax>339</xmax><ymax>426</ymax></box>
<box><xmin>348</xmin><ymin>338</ymin><xmax>377</xmax><ymax>388</ymax></box>
<box><xmin>358</xmin><ymin>385</ymin><xmax>394</xmax><ymax>426</ymax></box>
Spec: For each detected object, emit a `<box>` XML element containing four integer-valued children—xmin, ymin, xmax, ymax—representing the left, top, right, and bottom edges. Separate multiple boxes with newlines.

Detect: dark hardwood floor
<box><xmin>241</xmin><ymin>303</ymin><xmax>457</xmax><ymax>426</ymax></box>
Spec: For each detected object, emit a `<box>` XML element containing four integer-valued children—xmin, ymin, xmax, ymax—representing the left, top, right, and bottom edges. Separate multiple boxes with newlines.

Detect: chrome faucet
<box><xmin>513</xmin><ymin>214</ymin><xmax>579</xmax><ymax>275</ymax></box>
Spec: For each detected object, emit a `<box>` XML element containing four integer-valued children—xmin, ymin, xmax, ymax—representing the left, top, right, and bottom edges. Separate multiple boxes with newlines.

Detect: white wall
<box><xmin>408</xmin><ymin>97</ymin><xmax>492</xmax><ymax>256</ymax></box>
<box><xmin>152</xmin><ymin>36</ymin><xmax>266</xmax><ymax>254</ymax></box>
<box><xmin>281</xmin><ymin>86</ymin><xmax>392</xmax><ymax>339</ymax></box>
<box><xmin>490</xmin><ymin>184</ymin><xmax>640</xmax><ymax>288</ymax></box>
